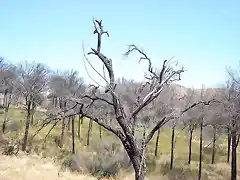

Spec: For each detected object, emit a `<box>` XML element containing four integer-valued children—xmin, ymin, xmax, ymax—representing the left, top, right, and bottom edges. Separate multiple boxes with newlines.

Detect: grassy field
<box><xmin>0</xmin><ymin>107</ymin><xmax>238</xmax><ymax>180</ymax></box>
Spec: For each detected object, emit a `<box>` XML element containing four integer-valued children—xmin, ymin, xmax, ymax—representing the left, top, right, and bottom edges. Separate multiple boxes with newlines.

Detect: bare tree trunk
<box><xmin>188</xmin><ymin>128</ymin><xmax>193</xmax><ymax>164</ymax></box>
<box><xmin>87</xmin><ymin>119</ymin><xmax>93</xmax><ymax>146</ymax></box>
<box><xmin>67</xmin><ymin>117</ymin><xmax>71</xmax><ymax>131</ymax></box>
<box><xmin>78</xmin><ymin>114</ymin><xmax>81</xmax><ymax>140</ymax></box>
<box><xmin>22</xmin><ymin>101</ymin><xmax>31</xmax><ymax>151</ymax></box>
<box><xmin>211</xmin><ymin>126</ymin><xmax>216</xmax><ymax>164</ymax></box>
<box><xmin>127</xmin><ymin>148</ymin><xmax>145</xmax><ymax>180</ymax></box>
<box><xmin>154</xmin><ymin>128</ymin><xmax>160</xmax><ymax>157</ymax></box>
<box><xmin>59</xmin><ymin>117</ymin><xmax>65</xmax><ymax>148</ymax></box>
<box><xmin>123</xmin><ymin>133</ymin><xmax>146</xmax><ymax>180</ymax></box>
<box><xmin>71</xmin><ymin>115</ymin><xmax>75</xmax><ymax>154</ymax></box>
<box><xmin>99</xmin><ymin>125</ymin><xmax>102</xmax><ymax>140</ymax></box>
<box><xmin>59</xmin><ymin>101</ymin><xmax>66</xmax><ymax>148</ymax></box>
<box><xmin>2</xmin><ymin>107</ymin><xmax>8</xmax><ymax>133</ymax></box>
<box><xmin>170</xmin><ymin>126</ymin><xmax>175</xmax><ymax>169</ymax></box>
<box><xmin>231</xmin><ymin>126</ymin><xmax>237</xmax><ymax>180</ymax></box>
<box><xmin>81</xmin><ymin>118</ymin><xmax>84</xmax><ymax>124</ymax></box>
<box><xmin>30</xmin><ymin>102</ymin><xmax>35</xmax><ymax>126</ymax></box>
<box><xmin>227</xmin><ymin>127</ymin><xmax>231</xmax><ymax>163</ymax></box>
<box><xmin>54</xmin><ymin>97</ymin><xmax>58</xmax><ymax>107</ymax></box>
<box><xmin>2</xmin><ymin>91</ymin><xmax>9</xmax><ymax>133</ymax></box>
<box><xmin>30</xmin><ymin>112</ymin><xmax>34</xmax><ymax>126</ymax></box>
<box><xmin>198</xmin><ymin>121</ymin><xmax>203</xmax><ymax>180</ymax></box>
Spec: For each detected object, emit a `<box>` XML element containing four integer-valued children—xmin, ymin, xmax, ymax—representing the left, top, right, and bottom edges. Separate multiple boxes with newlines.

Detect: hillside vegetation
<box><xmin>0</xmin><ymin>107</ymin><xmax>238</xmax><ymax>180</ymax></box>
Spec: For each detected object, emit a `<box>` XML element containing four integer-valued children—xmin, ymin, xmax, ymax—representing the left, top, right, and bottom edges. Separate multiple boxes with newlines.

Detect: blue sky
<box><xmin>0</xmin><ymin>0</ymin><xmax>240</xmax><ymax>88</ymax></box>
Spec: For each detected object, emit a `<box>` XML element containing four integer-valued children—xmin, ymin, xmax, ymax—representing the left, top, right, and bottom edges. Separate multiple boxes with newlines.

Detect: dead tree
<box><xmin>153</xmin><ymin>94</ymin><xmax>173</xmax><ymax>157</ymax></box>
<box><xmin>0</xmin><ymin>62</ymin><xmax>18</xmax><ymax>133</ymax></box>
<box><xmin>227</xmin><ymin>83</ymin><xmax>240</xmax><ymax>180</ymax></box>
<box><xmin>198</xmin><ymin>85</ymin><xmax>208</xmax><ymax>180</ymax></box>
<box><xmin>15</xmin><ymin>61</ymin><xmax>49</xmax><ymax>151</ymax></box>
<box><xmin>182</xmin><ymin>88</ymin><xmax>198</xmax><ymax>165</ymax></box>
<box><xmin>47</xmin><ymin>70</ymin><xmax>85</xmax><ymax>148</ymax></box>
<box><xmin>67</xmin><ymin>19</ymin><xmax>215</xmax><ymax>180</ymax></box>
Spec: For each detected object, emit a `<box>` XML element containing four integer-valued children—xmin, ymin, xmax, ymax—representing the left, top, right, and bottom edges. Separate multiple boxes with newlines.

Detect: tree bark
<box><xmin>211</xmin><ymin>126</ymin><xmax>216</xmax><ymax>164</ymax></box>
<box><xmin>22</xmin><ymin>101</ymin><xmax>31</xmax><ymax>151</ymax></box>
<box><xmin>87</xmin><ymin>119</ymin><xmax>93</xmax><ymax>146</ymax></box>
<box><xmin>154</xmin><ymin>128</ymin><xmax>160</xmax><ymax>157</ymax></box>
<box><xmin>231</xmin><ymin>126</ymin><xmax>237</xmax><ymax>180</ymax></box>
<box><xmin>170</xmin><ymin>126</ymin><xmax>175</xmax><ymax>169</ymax></box>
<box><xmin>125</xmin><ymin>145</ymin><xmax>145</xmax><ymax>180</ymax></box>
<box><xmin>198</xmin><ymin>121</ymin><xmax>203</xmax><ymax>180</ymax></box>
<box><xmin>71</xmin><ymin>115</ymin><xmax>75</xmax><ymax>154</ymax></box>
<box><xmin>188</xmin><ymin>128</ymin><xmax>193</xmax><ymax>164</ymax></box>
<box><xmin>227</xmin><ymin>127</ymin><xmax>231</xmax><ymax>163</ymax></box>
<box><xmin>78</xmin><ymin>114</ymin><xmax>81</xmax><ymax>140</ymax></box>
<box><xmin>133</xmin><ymin>158</ymin><xmax>145</xmax><ymax>180</ymax></box>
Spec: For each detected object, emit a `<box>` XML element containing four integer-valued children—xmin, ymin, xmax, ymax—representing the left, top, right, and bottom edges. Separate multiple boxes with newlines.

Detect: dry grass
<box><xmin>0</xmin><ymin>152</ymin><xmax>97</xmax><ymax>180</ymax></box>
<box><xmin>0</xmin><ymin>152</ymin><xmax>235</xmax><ymax>180</ymax></box>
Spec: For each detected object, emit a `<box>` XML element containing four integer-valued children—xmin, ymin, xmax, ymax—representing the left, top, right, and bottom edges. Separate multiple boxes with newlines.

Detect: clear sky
<box><xmin>0</xmin><ymin>0</ymin><xmax>240</xmax><ymax>88</ymax></box>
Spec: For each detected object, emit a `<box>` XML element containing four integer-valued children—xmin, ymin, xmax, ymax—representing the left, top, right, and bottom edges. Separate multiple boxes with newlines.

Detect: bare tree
<box><xmin>206</xmin><ymin>100</ymin><xmax>225</xmax><ymax>165</ymax></box>
<box><xmin>224</xmin><ymin>81</ymin><xmax>240</xmax><ymax>180</ymax></box>
<box><xmin>181</xmin><ymin>88</ymin><xmax>199</xmax><ymax>164</ymax></box>
<box><xmin>64</xmin><ymin>19</ymin><xmax>214</xmax><ymax>180</ymax></box>
<box><xmin>0</xmin><ymin>63</ymin><xmax>18</xmax><ymax>133</ymax></box>
<box><xmin>15</xmin><ymin>61</ymin><xmax>49</xmax><ymax>151</ymax></box>
<box><xmin>153</xmin><ymin>101</ymin><xmax>169</xmax><ymax>157</ymax></box>
<box><xmin>47</xmin><ymin>70</ymin><xmax>85</xmax><ymax>148</ymax></box>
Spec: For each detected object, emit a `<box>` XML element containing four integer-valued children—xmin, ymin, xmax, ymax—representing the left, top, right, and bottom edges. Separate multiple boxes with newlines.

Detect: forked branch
<box><xmin>92</xmin><ymin>18</ymin><xmax>109</xmax><ymax>53</ymax></box>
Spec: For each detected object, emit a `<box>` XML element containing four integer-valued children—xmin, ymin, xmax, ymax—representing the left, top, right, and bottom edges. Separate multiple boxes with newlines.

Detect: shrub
<box><xmin>86</xmin><ymin>153</ymin><xmax>121</xmax><ymax>178</ymax></box>
<box><xmin>61</xmin><ymin>154</ymin><xmax>84</xmax><ymax>173</ymax></box>
<box><xmin>60</xmin><ymin>138</ymin><xmax>129</xmax><ymax>178</ymax></box>
<box><xmin>2</xmin><ymin>139</ymin><xmax>20</xmax><ymax>156</ymax></box>
<box><xmin>6</xmin><ymin>120</ymin><xmax>21</xmax><ymax>133</ymax></box>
